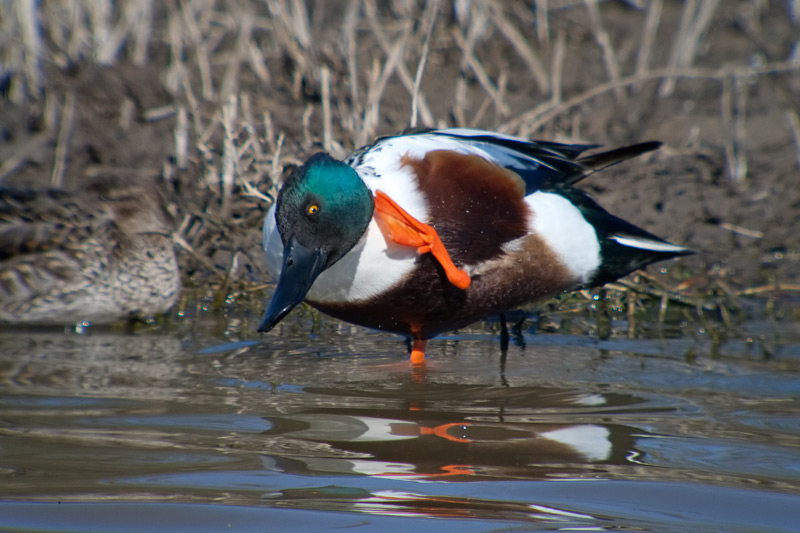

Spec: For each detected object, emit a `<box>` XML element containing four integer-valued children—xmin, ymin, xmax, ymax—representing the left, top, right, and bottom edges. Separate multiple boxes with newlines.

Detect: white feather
<box><xmin>610</xmin><ymin>235</ymin><xmax>690</xmax><ymax>254</ymax></box>
<box><xmin>353</xmin><ymin>134</ymin><xmax>498</xmax><ymax>216</ymax></box>
<box><xmin>526</xmin><ymin>192</ymin><xmax>601</xmax><ymax>282</ymax></box>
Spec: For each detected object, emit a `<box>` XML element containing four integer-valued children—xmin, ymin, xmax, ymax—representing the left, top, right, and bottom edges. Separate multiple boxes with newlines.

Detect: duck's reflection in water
<box><xmin>259</xmin><ymin>386</ymin><xmax>649</xmax><ymax>483</ymax></box>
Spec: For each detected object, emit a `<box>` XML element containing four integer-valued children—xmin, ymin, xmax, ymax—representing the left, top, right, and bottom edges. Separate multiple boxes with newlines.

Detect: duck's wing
<box><xmin>0</xmin><ymin>188</ymin><xmax>103</xmax><ymax>261</ymax></box>
<box><xmin>427</xmin><ymin>129</ymin><xmax>662</xmax><ymax>194</ymax></box>
<box><xmin>422</xmin><ymin>130</ymin><xmax>692</xmax><ymax>282</ymax></box>
<box><xmin>566</xmin><ymin>141</ymin><xmax>662</xmax><ymax>185</ymax></box>
<box><xmin>0</xmin><ymin>187</ymin><xmax>119</xmax><ymax>306</ymax></box>
<box><xmin>426</xmin><ymin>128</ymin><xmax>597</xmax><ymax>194</ymax></box>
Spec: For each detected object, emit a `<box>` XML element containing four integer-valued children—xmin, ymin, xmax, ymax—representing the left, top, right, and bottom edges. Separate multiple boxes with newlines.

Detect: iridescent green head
<box><xmin>275</xmin><ymin>153</ymin><xmax>374</xmax><ymax>263</ymax></box>
<box><xmin>259</xmin><ymin>153</ymin><xmax>373</xmax><ymax>332</ymax></box>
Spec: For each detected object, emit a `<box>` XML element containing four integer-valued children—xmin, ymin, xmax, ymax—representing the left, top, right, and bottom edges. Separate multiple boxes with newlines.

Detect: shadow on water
<box><xmin>1</xmin><ymin>313</ymin><xmax>800</xmax><ymax>532</ymax></box>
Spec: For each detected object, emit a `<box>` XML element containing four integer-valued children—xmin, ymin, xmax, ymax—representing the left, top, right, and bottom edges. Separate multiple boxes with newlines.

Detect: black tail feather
<box><xmin>558</xmin><ymin>187</ymin><xmax>694</xmax><ymax>288</ymax></box>
<box><xmin>562</xmin><ymin>141</ymin><xmax>662</xmax><ymax>186</ymax></box>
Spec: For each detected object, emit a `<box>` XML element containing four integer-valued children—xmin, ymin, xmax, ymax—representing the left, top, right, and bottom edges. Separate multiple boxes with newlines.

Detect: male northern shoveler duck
<box><xmin>258</xmin><ymin>128</ymin><xmax>692</xmax><ymax>364</ymax></box>
<box><xmin>0</xmin><ymin>173</ymin><xmax>180</xmax><ymax>325</ymax></box>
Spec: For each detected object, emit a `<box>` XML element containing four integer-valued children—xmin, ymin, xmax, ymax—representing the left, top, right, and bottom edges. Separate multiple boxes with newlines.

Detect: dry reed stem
<box><xmin>240</xmin><ymin>178</ymin><xmax>272</xmax><ymax>204</ymax></box>
<box><xmin>452</xmin><ymin>26</ymin><xmax>510</xmax><ymax>116</ymax></box>
<box><xmin>410</xmin><ymin>0</ymin><xmax>440</xmax><ymax>129</ymax></box>
<box><xmin>732</xmin><ymin>76</ymin><xmax>749</xmax><ymax>183</ymax></box>
<box><xmin>221</xmin><ymin>6</ymin><xmax>254</xmax><ymax>100</ymax></box>
<box><xmin>247</xmin><ymin>41</ymin><xmax>270</xmax><ymax>86</ymax></box>
<box><xmin>584</xmin><ymin>0</ymin><xmax>623</xmax><ymax>102</ymax></box>
<box><xmin>634</xmin><ymin>0</ymin><xmax>662</xmax><ymax>90</ymax></box>
<box><xmin>129</xmin><ymin>0</ymin><xmax>153</xmax><ymax>65</ymax></box>
<box><xmin>737</xmin><ymin>284</ymin><xmax>800</xmax><ymax>296</ymax></box>
<box><xmin>141</xmin><ymin>104</ymin><xmax>176</xmax><ymax>122</ymax></box>
<box><xmin>657</xmin><ymin>290</ymin><xmax>669</xmax><ymax>338</ymax></box>
<box><xmin>502</xmin><ymin>61</ymin><xmax>799</xmax><ymax>136</ymax></box>
<box><xmin>216</xmin><ymin>250</ymin><xmax>243</xmax><ymax>303</ymax></box>
<box><xmin>469</xmin><ymin>86</ymin><xmax>495</xmax><ymax>128</ymax></box>
<box><xmin>125</xmin><ymin>1</ymin><xmax>152</xmax><ymax>64</ymax></box>
<box><xmin>302</xmin><ymin>104</ymin><xmax>314</xmax><ymax>149</ymax></box>
<box><xmin>786</xmin><ymin>110</ymin><xmax>800</xmax><ymax>169</ymax></box>
<box><xmin>64</xmin><ymin>0</ymin><xmax>88</xmax><ymax>64</ymax></box>
<box><xmin>269</xmin><ymin>132</ymin><xmax>286</xmax><ymax>198</ymax></box>
<box><xmin>180</xmin><ymin>2</ymin><xmax>215</xmax><ymax>101</ymax></box>
<box><xmin>173</xmin><ymin>230</ymin><xmax>218</xmax><ymax>273</ymax></box>
<box><xmin>165</xmin><ymin>8</ymin><xmax>204</xmax><ymax>140</ymax></box>
<box><xmin>721</xmin><ymin>75</ymin><xmax>749</xmax><ymax>183</ymax></box>
<box><xmin>454</xmin><ymin>74</ymin><xmax>468</xmax><ymax>127</ymax></box>
<box><xmin>320</xmin><ymin>65</ymin><xmax>333</xmax><ymax>154</ymax></box>
<box><xmin>342</xmin><ymin>0</ymin><xmax>361</xmax><ymax>136</ymax></box>
<box><xmin>660</xmin><ymin>0</ymin><xmax>721</xmax><ymax>97</ymax></box>
<box><xmin>197</xmin><ymin>101</ymin><xmax>221</xmax><ymax>159</ymax></box>
<box><xmin>118</xmin><ymin>97</ymin><xmax>135</xmax><ymax>130</ymax></box>
<box><xmin>87</xmin><ymin>1</ymin><xmax>111</xmax><ymax>62</ymax></box>
<box><xmin>360</xmin><ymin>25</ymin><xmax>411</xmax><ymax>146</ymax></box>
<box><xmin>15</xmin><ymin>0</ymin><xmax>44</xmax><ymax>101</ymax></box>
<box><xmin>550</xmin><ymin>31</ymin><xmax>567</xmax><ymax>106</ymax></box>
<box><xmin>263</xmin><ymin>113</ymin><xmax>276</xmax><ymax>152</ymax></box>
<box><xmin>221</xmin><ymin>94</ymin><xmax>238</xmax><ymax>218</ymax></box>
<box><xmin>240</xmin><ymin>94</ymin><xmax>259</xmax><ymax>156</ymax></box>
<box><xmin>626</xmin><ymin>283</ymin><xmax>636</xmax><ymax>339</ymax></box>
<box><xmin>606</xmin><ymin>278</ymin><xmax>707</xmax><ymax>309</ymax></box>
<box><xmin>50</xmin><ymin>90</ymin><xmax>75</xmax><ymax>187</ymax></box>
<box><xmin>358</xmin><ymin>58</ymin><xmax>382</xmax><ymax>147</ymax></box>
<box><xmin>173</xmin><ymin>105</ymin><xmax>189</xmax><ymax>170</ymax></box>
<box><xmin>487</xmin><ymin>3</ymin><xmax>549</xmax><ymax>93</ymax></box>
<box><xmin>363</xmin><ymin>1</ymin><xmax>434</xmax><ymax>128</ymax></box>
<box><xmin>275</xmin><ymin>0</ymin><xmax>314</xmax><ymax>100</ymax></box>
<box><xmin>535</xmin><ymin>0</ymin><xmax>550</xmax><ymax>44</ymax></box>
<box><xmin>93</xmin><ymin>0</ymin><xmax>133</xmax><ymax>65</ymax></box>
<box><xmin>163</xmin><ymin>8</ymin><xmax>184</xmax><ymax>93</ymax></box>
<box><xmin>719</xmin><ymin>222</ymin><xmax>763</xmax><ymax>239</ymax></box>
<box><xmin>288</xmin><ymin>0</ymin><xmax>312</xmax><ymax>49</ymax></box>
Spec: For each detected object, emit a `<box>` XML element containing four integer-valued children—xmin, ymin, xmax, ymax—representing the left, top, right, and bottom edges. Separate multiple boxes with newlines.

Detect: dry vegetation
<box><xmin>1</xmin><ymin>0</ymin><xmax>799</xmax><ymax>333</ymax></box>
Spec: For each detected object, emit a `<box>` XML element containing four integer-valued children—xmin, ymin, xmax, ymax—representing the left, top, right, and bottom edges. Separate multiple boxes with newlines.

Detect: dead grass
<box><xmin>2</xmin><ymin>0</ymin><xmax>800</xmax><ymax>329</ymax></box>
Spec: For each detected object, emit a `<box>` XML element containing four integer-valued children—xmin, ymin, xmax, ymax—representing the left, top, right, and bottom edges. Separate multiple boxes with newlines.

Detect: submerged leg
<box><xmin>499</xmin><ymin>313</ymin><xmax>510</xmax><ymax>354</ymax></box>
<box><xmin>410</xmin><ymin>338</ymin><xmax>427</xmax><ymax>365</ymax></box>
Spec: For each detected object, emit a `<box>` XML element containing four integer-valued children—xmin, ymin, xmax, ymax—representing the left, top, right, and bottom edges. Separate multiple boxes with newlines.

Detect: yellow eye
<box><xmin>307</xmin><ymin>204</ymin><xmax>320</xmax><ymax>215</ymax></box>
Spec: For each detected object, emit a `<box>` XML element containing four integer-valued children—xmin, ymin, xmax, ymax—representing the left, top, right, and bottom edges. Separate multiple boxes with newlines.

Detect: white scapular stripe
<box><xmin>610</xmin><ymin>235</ymin><xmax>690</xmax><ymax>253</ymax></box>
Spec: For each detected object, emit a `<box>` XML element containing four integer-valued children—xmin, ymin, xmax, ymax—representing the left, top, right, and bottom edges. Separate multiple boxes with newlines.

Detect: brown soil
<box><xmin>2</xmin><ymin>1</ymin><xmax>799</xmax><ymax>310</ymax></box>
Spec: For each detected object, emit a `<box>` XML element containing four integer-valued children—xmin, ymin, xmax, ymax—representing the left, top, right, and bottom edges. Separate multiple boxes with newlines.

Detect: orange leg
<box><xmin>410</xmin><ymin>338</ymin><xmax>427</xmax><ymax>365</ymax></box>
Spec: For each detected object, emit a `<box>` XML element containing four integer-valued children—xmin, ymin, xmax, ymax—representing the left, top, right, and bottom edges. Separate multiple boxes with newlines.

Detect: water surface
<box><xmin>2</xmin><ymin>308</ymin><xmax>799</xmax><ymax>531</ymax></box>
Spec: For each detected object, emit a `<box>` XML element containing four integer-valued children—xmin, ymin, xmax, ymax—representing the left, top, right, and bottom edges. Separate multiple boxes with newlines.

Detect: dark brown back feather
<box><xmin>401</xmin><ymin>150</ymin><xmax>530</xmax><ymax>266</ymax></box>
